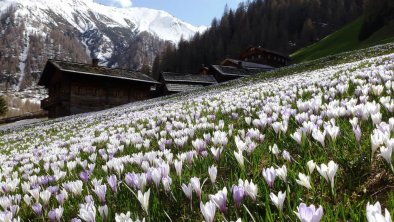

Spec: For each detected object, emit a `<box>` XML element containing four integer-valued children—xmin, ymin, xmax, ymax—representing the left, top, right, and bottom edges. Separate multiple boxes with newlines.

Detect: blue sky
<box><xmin>94</xmin><ymin>0</ymin><xmax>246</xmax><ymax>26</ymax></box>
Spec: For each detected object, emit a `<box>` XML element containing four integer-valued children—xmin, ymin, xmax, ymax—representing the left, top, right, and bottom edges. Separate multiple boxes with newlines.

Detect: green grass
<box><xmin>1</xmin><ymin>43</ymin><xmax>394</xmax><ymax>221</ymax></box>
<box><xmin>291</xmin><ymin>16</ymin><xmax>394</xmax><ymax>63</ymax></box>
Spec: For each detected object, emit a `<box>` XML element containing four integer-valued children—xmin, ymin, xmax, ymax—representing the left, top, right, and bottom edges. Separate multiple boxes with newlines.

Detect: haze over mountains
<box><xmin>0</xmin><ymin>0</ymin><xmax>206</xmax><ymax>89</ymax></box>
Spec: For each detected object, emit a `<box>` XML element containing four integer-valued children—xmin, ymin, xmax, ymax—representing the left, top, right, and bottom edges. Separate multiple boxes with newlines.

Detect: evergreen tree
<box><xmin>359</xmin><ymin>0</ymin><xmax>394</xmax><ymax>40</ymax></box>
<box><xmin>0</xmin><ymin>96</ymin><xmax>7</xmax><ymax>116</ymax></box>
<box><xmin>152</xmin><ymin>55</ymin><xmax>160</xmax><ymax>80</ymax></box>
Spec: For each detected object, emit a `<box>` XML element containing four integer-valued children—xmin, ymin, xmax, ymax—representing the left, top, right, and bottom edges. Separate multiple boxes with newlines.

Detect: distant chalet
<box><xmin>211</xmin><ymin>59</ymin><xmax>274</xmax><ymax>83</ymax></box>
<box><xmin>158</xmin><ymin>72</ymin><xmax>217</xmax><ymax>95</ymax></box>
<box><xmin>38</xmin><ymin>59</ymin><xmax>159</xmax><ymax>118</ymax></box>
<box><xmin>240</xmin><ymin>46</ymin><xmax>290</xmax><ymax>68</ymax></box>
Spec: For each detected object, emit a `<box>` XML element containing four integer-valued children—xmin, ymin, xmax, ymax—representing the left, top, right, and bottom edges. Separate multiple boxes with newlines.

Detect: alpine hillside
<box><xmin>0</xmin><ymin>0</ymin><xmax>206</xmax><ymax>89</ymax></box>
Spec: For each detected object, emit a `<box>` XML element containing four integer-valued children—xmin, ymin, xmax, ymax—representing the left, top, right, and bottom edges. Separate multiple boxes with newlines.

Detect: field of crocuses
<box><xmin>1</xmin><ymin>44</ymin><xmax>394</xmax><ymax>221</ymax></box>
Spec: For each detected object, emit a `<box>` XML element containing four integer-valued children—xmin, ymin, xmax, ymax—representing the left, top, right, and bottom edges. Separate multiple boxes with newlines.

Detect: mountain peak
<box><xmin>0</xmin><ymin>0</ymin><xmax>207</xmax><ymax>90</ymax></box>
<box><xmin>1</xmin><ymin>0</ymin><xmax>206</xmax><ymax>43</ymax></box>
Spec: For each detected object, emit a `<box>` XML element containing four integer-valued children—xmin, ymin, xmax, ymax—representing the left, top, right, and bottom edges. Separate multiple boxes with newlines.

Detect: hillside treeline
<box><xmin>153</xmin><ymin>0</ymin><xmax>363</xmax><ymax>78</ymax></box>
<box><xmin>359</xmin><ymin>0</ymin><xmax>394</xmax><ymax>40</ymax></box>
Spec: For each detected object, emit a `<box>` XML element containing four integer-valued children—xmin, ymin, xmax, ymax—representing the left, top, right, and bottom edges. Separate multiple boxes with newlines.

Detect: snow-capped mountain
<box><xmin>0</xmin><ymin>0</ymin><xmax>206</xmax><ymax>89</ymax></box>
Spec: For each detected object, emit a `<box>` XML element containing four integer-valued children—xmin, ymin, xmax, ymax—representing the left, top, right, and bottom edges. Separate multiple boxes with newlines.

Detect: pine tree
<box><xmin>0</xmin><ymin>96</ymin><xmax>8</xmax><ymax>116</ymax></box>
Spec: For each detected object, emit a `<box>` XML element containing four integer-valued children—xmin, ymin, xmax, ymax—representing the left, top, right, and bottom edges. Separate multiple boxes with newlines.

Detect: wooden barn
<box><xmin>221</xmin><ymin>58</ymin><xmax>274</xmax><ymax>71</ymax></box>
<box><xmin>38</xmin><ymin>59</ymin><xmax>159</xmax><ymax>118</ymax></box>
<box><xmin>210</xmin><ymin>65</ymin><xmax>264</xmax><ymax>83</ymax></box>
<box><xmin>240</xmin><ymin>46</ymin><xmax>290</xmax><ymax>68</ymax></box>
<box><xmin>158</xmin><ymin>72</ymin><xmax>217</xmax><ymax>95</ymax></box>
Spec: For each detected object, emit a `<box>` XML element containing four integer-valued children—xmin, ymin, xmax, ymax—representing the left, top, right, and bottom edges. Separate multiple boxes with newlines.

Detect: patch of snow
<box><xmin>17</xmin><ymin>32</ymin><xmax>30</xmax><ymax>90</ymax></box>
<box><xmin>2</xmin><ymin>0</ymin><xmax>206</xmax><ymax>43</ymax></box>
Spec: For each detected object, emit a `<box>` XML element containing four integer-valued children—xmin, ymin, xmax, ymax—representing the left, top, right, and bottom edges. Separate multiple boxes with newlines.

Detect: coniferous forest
<box><xmin>153</xmin><ymin>0</ymin><xmax>364</xmax><ymax>78</ymax></box>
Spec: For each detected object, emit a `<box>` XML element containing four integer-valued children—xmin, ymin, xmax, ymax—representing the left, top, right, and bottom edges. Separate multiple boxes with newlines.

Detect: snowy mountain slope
<box><xmin>0</xmin><ymin>0</ymin><xmax>206</xmax><ymax>43</ymax></box>
<box><xmin>0</xmin><ymin>0</ymin><xmax>206</xmax><ymax>89</ymax></box>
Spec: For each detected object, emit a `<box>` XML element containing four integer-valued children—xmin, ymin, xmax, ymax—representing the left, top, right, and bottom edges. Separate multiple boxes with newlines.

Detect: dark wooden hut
<box><xmin>210</xmin><ymin>65</ymin><xmax>265</xmax><ymax>83</ymax></box>
<box><xmin>221</xmin><ymin>58</ymin><xmax>274</xmax><ymax>71</ymax></box>
<box><xmin>38</xmin><ymin>59</ymin><xmax>159</xmax><ymax>118</ymax></box>
<box><xmin>240</xmin><ymin>46</ymin><xmax>290</xmax><ymax>67</ymax></box>
<box><xmin>158</xmin><ymin>72</ymin><xmax>217</xmax><ymax>95</ymax></box>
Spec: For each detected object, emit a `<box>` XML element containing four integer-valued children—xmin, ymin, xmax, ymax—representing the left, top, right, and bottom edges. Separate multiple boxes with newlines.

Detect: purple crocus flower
<box><xmin>125</xmin><ymin>173</ymin><xmax>139</xmax><ymax>189</ymax></box>
<box><xmin>80</xmin><ymin>171</ymin><xmax>90</xmax><ymax>183</ymax></box>
<box><xmin>41</xmin><ymin>176</ymin><xmax>50</xmax><ymax>185</ymax></box>
<box><xmin>232</xmin><ymin>185</ymin><xmax>245</xmax><ymax>208</ymax></box>
<box><xmin>209</xmin><ymin>187</ymin><xmax>227</xmax><ymax>215</ymax></box>
<box><xmin>262</xmin><ymin>167</ymin><xmax>276</xmax><ymax>188</ymax></box>
<box><xmin>107</xmin><ymin>175</ymin><xmax>117</xmax><ymax>193</ymax></box>
<box><xmin>353</xmin><ymin>125</ymin><xmax>361</xmax><ymax>144</ymax></box>
<box><xmin>186</xmin><ymin>151</ymin><xmax>194</xmax><ymax>164</ymax></box>
<box><xmin>159</xmin><ymin>143</ymin><xmax>165</xmax><ymax>151</ymax></box>
<box><xmin>32</xmin><ymin>203</ymin><xmax>42</xmax><ymax>216</ymax></box>
<box><xmin>56</xmin><ymin>193</ymin><xmax>65</xmax><ymax>205</ymax></box>
<box><xmin>93</xmin><ymin>184</ymin><xmax>107</xmax><ymax>205</ymax></box>
<box><xmin>10</xmin><ymin>205</ymin><xmax>19</xmax><ymax>217</ymax></box>
<box><xmin>48</xmin><ymin>176</ymin><xmax>56</xmax><ymax>183</ymax></box>
<box><xmin>48</xmin><ymin>209</ymin><xmax>56</xmax><ymax>222</ymax></box>
<box><xmin>85</xmin><ymin>195</ymin><xmax>94</xmax><ymax>203</ymax></box>
<box><xmin>48</xmin><ymin>186</ymin><xmax>59</xmax><ymax>194</ymax></box>
<box><xmin>1</xmin><ymin>185</ymin><xmax>9</xmax><ymax>193</ymax></box>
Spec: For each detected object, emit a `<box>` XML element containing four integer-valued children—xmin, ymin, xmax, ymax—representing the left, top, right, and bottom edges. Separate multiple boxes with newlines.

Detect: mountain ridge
<box><xmin>0</xmin><ymin>0</ymin><xmax>206</xmax><ymax>89</ymax></box>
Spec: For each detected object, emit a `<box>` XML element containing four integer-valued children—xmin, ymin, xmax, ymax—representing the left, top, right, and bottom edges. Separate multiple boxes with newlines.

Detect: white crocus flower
<box><xmin>366</xmin><ymin>201</ymin><xmax>392</xmax><ymax>222</ymax></box>
<box><xmin>378</xmin><ymin>146</ymin><xmax>393</xmax><ymax>171</ymax></box>
<box><xmin>316</xmin><ymin>161</ymin><xmax>338</xmax><ymax>193</ymax></box>
<box><xmin>243</xmin><ymin>179</ymin><xmax>258</xmax><ymax>201</ymax></box>
<box><xmin>312</xmin><ymin>129</ymin><xmax>326</xmax><ymax>147</ymax></box>
<box><xmin>208</xmin><ymin>165</ymin><xmax>217</xmax><ymax>184</ymax></box>
<box><xmin>269</xmin><ymin>144</ymin><xmax>280</xmax><ymax>156</ymax></box>
<box><xmin>200</xmin><ymin>200</ymin><xmax>216</xmax><ymax>222</ymax></box>
<box><xmin>270</xmin><ymin>190</ymin><xmax>286</xmax><ymax>211</ymax></box>
<box><xmin>40</xmin><ymin>190</ymin><xmax>51</xmax><ymax>206</ymax></box>
<box><xmin>307</xmin><ymin>160</ymin><xmax>316</xmax><ymax>174</ymax></box>
<box><xmin>371</xmin><ymin>132</ymin><xmax>385</xmax><ymax>159</ymax></box>
<box><xmin>325</xmin><ymin>124</ymin><xmax>340</xmax><ymax>142</ymax></box>
<box><xmin>296</xmin><ymin>173</ymin><xmax>312</xmax><ymax>189</ymax></box>
<box><xmin>79</xmin><ymin>202</ymin><xmax>96</xmax><ymax>222</ymax></box>
<box><xmin>137</xmin><ymin>189</ymin><xmax>150</xmax><ymax>215</ymax></box>
<box><xmin>234</xmin><ymin>150</ymin><xmax>244</xmax><ymax>168</ymax></box>
<box><xmin>181</xmin><ymin>183</ymin><xmax>193</xmax><ymax>200</ymax></box>
<box><xmin>290</xmin><ymin>131</ymin><xmax>302</xmax><ymax>145</ymax></box>
<box><xmin>174</xmin><ymin>159</ymin><xmax>183</xmax><ymax>177</ymax></box>
<box><xmin>115</xmin><ymin>211</ymin><xmax>132</xmax><ymax>222</ymax></box>
<box><xmin>371</xmin><ymin>112</ymin><xmax>382</xmax><ymax>125</ymax></box>
<box><xmin>275</xmin><ymin>165</ymin><xmax>287</xmax><ymax>183</ymax></box>
<box><xmin>190</xmin><ymin>177</ymin><xmax>201</xmax><ymax>199</ymax></box>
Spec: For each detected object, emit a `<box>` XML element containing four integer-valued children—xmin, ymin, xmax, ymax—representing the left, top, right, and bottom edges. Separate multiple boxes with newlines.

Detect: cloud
<box><xmin>104</xmin><ymin>0</ymin><xmax>133</xmax><ymax>8</ymax></box>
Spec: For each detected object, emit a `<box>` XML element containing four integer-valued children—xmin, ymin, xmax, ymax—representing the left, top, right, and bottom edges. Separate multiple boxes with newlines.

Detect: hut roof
<box><xmin>38</xmin><ymin>60</ymin><xmax>159</xmax><ymax>86</ymax></box>
<box><xmin>165</xmin><ymin>83</ymin><xmax>205</xmax><ymax>93</ymax></box>
<box><xmin>211</xmin><ymin>65</ymin><xmax>263</xmax><ymax>77</ymax></box>
<box><xmin>162</xmin><ymin>72</ymin><xmax>217</xmax><ymax>84</ymax></box>
<box><xmin>221</xmin><ymin>59</ymin><xmax>274</xmax><ymax>70</ymax></box>
<box><xmin>240</xmin><ymin>46</ymin><xmax>290</xmax><ymax>59</ymax></box>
